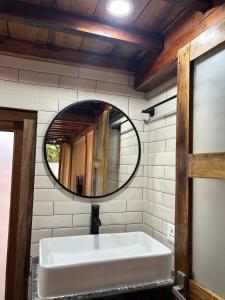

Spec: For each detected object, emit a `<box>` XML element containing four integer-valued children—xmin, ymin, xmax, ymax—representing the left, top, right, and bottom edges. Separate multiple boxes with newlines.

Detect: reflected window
<box><xmin>45</xmin><ymin>144</ymin><xmax>61</xmax><ymax>178</ymax></box>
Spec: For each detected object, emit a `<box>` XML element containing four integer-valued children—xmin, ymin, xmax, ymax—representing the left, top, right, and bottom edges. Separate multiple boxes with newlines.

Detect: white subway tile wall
<box><xmin>0</xmin><ymin>55</ymin><xmax>178</xmax><ymax>282</ymax></box>
<box><xmin>0</xmin><ymin>55</ymin><xmax>146</xmax><ymax>258</ymax></box>
<box><xmin>143</xmin><ymin>78</ymin><xmax>177</xmax><ymax>269</ymax></box>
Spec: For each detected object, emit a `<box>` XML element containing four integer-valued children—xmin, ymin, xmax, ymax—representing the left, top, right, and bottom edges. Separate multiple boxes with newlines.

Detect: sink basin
<box><xmin>38</xmin><ymin>232</ymin><xmax>172</xmax><ymax>299</ymax></box>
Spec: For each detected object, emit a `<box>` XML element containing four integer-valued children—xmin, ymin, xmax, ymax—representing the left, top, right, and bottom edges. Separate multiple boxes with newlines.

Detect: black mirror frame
<box><xmin>43</xmin><ymin>99</ymin><xmax>141</xmax><ymax>199</ymax></box>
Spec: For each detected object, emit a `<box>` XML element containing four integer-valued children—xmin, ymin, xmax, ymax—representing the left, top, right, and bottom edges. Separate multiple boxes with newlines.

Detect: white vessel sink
<box><xmin>38</xmin><ymin>232</ymin><xmax>172</xmax><ymax>299</ymax></box>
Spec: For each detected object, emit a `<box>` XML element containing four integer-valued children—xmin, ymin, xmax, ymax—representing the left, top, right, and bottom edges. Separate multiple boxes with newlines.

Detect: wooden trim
<box><xmin>2</xmin><ymin>109</ymin><xmax>37</xmax><ymax>300</ymax></box>
<box><xmin>164</xmin><ymin>0</ymin><xmax>212</xmax><ymax>12</ymax></box>
<box><xmin>189</xmin><ymin>280</ymin><xmax>225</xmax><ymax>300</ymax></box>
<box><xmin>0</xmin><ymin>120</ymin><xmax>19</xmax><ymax>130</ymax></box>
<box><xmin>0</xmin><ymin>38</ymin><xmax>135</xmax><ymax>72</ymax></box>
<box><xmin>0</xmin><ymin>2</ymin><xmax>163</xmax><ymax>51</ymax></box>
<box><xmin>189</xmin><ymin>153</ymin><xmax>225</xmax><ymax>179</ymax></box>
<box><xmin>175</xmin><ymin>44</ymin><xmax>192</xmax><ymax>278</ymax></box>
<box><xmin>190</xmin><ymin>18</ymin><xmax>225</xmax><ymax>60</ymax></box>
<box><xmin>0</xmin><ymin>107</ymin><xmax>36</xmax><ymax>122</ymax></box>
<box><xmin>15</xmin><ymin>119</ymin><xmax>37</xmax><ymax>300</ymax></box>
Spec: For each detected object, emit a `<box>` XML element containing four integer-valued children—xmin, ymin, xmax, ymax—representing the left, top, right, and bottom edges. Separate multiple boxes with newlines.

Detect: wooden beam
<box><xmin>190</xmin><ymin>17</ymin><xmax>225</xmax><ymax>60</ymax></box>
<box><xmin>175</xmin><ymin>44</ymin><xmax>191</xmax><ymax>278</ymax></box>
<box><xmin>0</xmin><ymin>2</ymin><xmax>163</xmax><ymax>51</ymax></box>
<box><xmin>136</xmin><ymin>1</ymin><xmax>225</xmax><ymax>91</ymax></box>
<box><xmin>164</xmin><ymin>0</ymin><xmax>212</xmax><ymax>12</ymax></box>
<box><xmin>189</xmin><ymin>153</ymin><xmax>225</xmax><ymax>179</ymax></box>
<box><xmin>0</xmin><ymin>38</ymin><xmax>135</xmax><ymax>71</ymax></box>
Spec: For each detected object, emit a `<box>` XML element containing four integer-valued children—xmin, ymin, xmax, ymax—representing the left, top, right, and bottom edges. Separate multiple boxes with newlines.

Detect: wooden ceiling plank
<box><xmin>0</xmin><ymin>37</ymin><xmax>135</xmax><ymax>71</ymax></box>
<box><xmin>18</xmin><ymin>0</ymin><xmax>53</xmax><ymax>6</ymax></box>
<box><xmin>164</xmin><ymin>0</ymin><xmax>212</xmax><ymax>12</ymax></box>
<box><xmin>80</xmin><ymin>37</ymin><xmax>114</xmax><ymax>55</ymax></box>
<box><xmin>57</xmin><ymin>0</ymin><xmax>99</xmax><ymax>16</ymax></box>
<box><xmin>48</xmin><ymin>31</ymin><xmax>83</xmax><ymax>50</ymax></box>
<box><xmin>8</xmin><ymin>21</ymin><xmax>49</xmax><ymax>44</ymax></box>
<box><xmin>0</xmin><ymin>2</ymin><xmax>163</xmax><ymax>50</ymax></box>
<box><xmin>134</xmin><ymin>0</ymin><xmax>185</xmax><ymax>34</ymax></box>
<box><xmin>111</xmin><ymin>45</ymin><xmax>140</xmax><ymax>60</ymax></box>
<box><xmin>0</xmin><ymin>19</ymin><xmax>8</xmax><ymax>36</ymax></box>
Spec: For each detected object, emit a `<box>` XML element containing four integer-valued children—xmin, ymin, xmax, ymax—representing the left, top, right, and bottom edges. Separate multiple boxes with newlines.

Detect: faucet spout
<box><xmin>91</xmin><ymin>205</ymin><xmax>102</xmax><ymax>234</ymax></box>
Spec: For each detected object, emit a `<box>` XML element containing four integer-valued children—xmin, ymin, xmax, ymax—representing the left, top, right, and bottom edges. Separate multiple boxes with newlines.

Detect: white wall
<box><xmin>0</xmin><ymin>53</ymin><xmax>178</xmax><ymax>274</ymax></box>
<box><xmin>0</xmin><ymin>54</ymin><xmax>147</xmax><ymax>257</ymax></box>
<box><xmin>143</xmin><ymin>78</ymin><xmax>177</xmax><ymax>269</ymax></box>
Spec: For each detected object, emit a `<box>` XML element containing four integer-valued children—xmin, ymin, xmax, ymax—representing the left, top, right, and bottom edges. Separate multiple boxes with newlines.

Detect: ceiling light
<box><xmin>107</xmin><ymin>0</ymin><xmax>133</xmax><ymax>17</ymax></box>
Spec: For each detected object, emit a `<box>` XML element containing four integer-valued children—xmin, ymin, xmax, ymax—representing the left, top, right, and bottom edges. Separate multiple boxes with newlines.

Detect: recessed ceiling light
<box><xmin>107</xmin><ymin>0</ymin><xmax>133</xmax><ymax>17</ymax></box>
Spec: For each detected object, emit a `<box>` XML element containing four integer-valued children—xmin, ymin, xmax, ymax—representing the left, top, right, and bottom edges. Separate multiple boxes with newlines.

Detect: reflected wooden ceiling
<box><xmin>46</xmin><ymin>102</ymin><xmax>123</xmax><ymax>143</ymax></box>
<box><xmin>0</xmin><ymin>0</ymin><xmax>212</xmax><ymax>88</ymax></box>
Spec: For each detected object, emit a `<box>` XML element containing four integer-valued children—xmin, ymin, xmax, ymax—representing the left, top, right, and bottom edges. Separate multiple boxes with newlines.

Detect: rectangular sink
<box><xmin>38</xmin><ymin>232</ymin><xmax>172</xmax><ymax>299</ymax></box>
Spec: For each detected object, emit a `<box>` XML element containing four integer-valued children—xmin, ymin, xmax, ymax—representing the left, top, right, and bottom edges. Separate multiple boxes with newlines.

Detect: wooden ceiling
<box><xmin>0</xmin><ymin>0</ymin><xmax>212</xmax><ymax>90</ymax></box>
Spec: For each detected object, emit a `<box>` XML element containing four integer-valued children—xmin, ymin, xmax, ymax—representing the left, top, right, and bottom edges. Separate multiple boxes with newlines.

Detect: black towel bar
<box><xmin>142</xmin><ymin>95</ymin><xmax>177</xmax><ymax>117</ymax></box>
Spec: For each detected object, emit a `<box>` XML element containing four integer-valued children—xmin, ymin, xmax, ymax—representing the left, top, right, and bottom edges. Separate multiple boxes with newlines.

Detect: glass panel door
<box><xmin>192</xmin><ymin>45</ymin><xmax>225</xmax><ymax>298</ymax></box>
<box><xmin>176</xmin><ymin>20</ymin><xmax>225</xmax><ymax>300</ymax></box>
<box><xmin>193</xmin><ymin>46</ymin><xmax>225</xmax><ymax>153</ymax></box>
<box><xmin>192</xmin><ymin>179</ymin><xmax>225</xmax><ymax>298</ymax></box>
<box><xmin>0</xmin><ymin>131</ymin><xmax>14</xmax><ymax>300</ymax></box>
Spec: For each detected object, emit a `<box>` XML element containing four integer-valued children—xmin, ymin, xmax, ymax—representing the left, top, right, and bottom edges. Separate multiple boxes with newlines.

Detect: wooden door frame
<box><xmin>176</xmin><ymin>19</ymin><xmax>225</xmax><ymax>300</ymax></box>
<box><xmin>0</xmin><ymin>107</ymin><xmax>37</xmax><ymax>300</ymax></box>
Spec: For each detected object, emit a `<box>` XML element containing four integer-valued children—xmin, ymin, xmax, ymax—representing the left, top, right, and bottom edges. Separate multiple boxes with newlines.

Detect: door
<box><xmin>175</xmin><ymin>19</ymin><xmax>225</xmax><ymax>300</ymax></box>
<box><xmin>0</xmin><ymin>108</ymin><xmax>37</xmax><ymax>300</ymax></box>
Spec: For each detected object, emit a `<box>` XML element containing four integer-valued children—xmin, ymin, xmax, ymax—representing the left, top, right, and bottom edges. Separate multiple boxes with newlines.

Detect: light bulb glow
<box><xmin>107</xmin><ymin>0</ymin><xmax>133</xmax><ymax>17</ymax></box>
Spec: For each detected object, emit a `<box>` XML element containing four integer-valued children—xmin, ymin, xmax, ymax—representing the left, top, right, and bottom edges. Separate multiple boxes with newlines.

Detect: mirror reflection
<box><xmin>44</xmin><ymin>100</ymin><xmax>140</xmax><ymax>198</ymax></box>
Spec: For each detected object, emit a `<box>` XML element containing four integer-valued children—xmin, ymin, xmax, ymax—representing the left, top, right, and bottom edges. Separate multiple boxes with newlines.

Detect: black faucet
<box><xmin>91</xmin><ymin>204</ymin><xmax>102</xmax><ymax>234</ymax></box>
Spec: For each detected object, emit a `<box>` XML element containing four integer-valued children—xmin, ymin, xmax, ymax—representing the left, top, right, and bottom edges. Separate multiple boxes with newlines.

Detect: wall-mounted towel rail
<box><xmin>142</xmin><ymin>95</ymin><xmax>177</xmax><ymax>117</ymax></box>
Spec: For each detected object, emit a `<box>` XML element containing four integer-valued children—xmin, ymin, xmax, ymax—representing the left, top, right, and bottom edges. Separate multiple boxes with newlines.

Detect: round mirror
<box><xmin>44</xmin><ymin>100</ymin><xmax>141</xmax><ymax>198</ymax></box>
